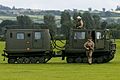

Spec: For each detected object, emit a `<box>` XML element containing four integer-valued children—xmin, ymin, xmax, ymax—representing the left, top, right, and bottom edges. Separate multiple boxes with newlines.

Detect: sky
<box><xmin>0</xmin><ymin>0</ymin><xmax>119</xmax><ymax>11</ymax></box>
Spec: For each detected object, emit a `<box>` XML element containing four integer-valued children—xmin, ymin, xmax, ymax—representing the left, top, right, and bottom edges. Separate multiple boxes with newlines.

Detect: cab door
<box><xmin>33</xmin><ymin>31</ymin><xmax>43</xmax><ymax>49</ymax></box>
<box><xmin>95</xmin><ymin>31</ymin><xmax>105</xmax><ymax>49</ymax></box>
<box><xmin>11</xmin><ymin>32</ymin><xmax>26</xmax><ymax>50</ymax></box>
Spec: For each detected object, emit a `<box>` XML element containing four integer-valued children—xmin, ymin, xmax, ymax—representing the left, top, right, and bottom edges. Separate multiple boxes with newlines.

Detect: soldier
<box><xmin>84</xmin><ymin>37</ymin><xmax>94</xmax><ymax>65</ymax></box>
<box><xmin>76</xmin><ymin>16</ymin><xmax>84</xmax><ymax>29</ymax></box>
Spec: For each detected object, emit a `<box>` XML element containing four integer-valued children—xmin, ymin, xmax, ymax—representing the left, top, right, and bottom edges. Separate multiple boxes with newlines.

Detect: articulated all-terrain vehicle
<box><xmin>2</xmin><ymin>28</ymin><xmax>116</xmax><ymax>64</ymax></box>
<box><xmin>64</xmin><ymin>29</ymin><xmax>116</xmax><ymax>63</ymax></box>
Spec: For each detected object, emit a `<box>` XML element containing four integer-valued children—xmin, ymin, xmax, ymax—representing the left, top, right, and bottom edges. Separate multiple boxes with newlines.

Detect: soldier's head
<box><xmin>77</xmin><ymin>16</ymin><xmax>81</xmax><ymax>20</ymax></box>
<box><xmin>88</xmin><ymin>37</ymin><xmax>92</xmax><ymax>42</ymax></box>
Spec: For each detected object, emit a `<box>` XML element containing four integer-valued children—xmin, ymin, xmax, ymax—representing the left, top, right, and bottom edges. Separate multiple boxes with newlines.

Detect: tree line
<box><xmin>0</xmin><ymin>11</ymin><xmax>120</xmax><ymax>40</ymax></box>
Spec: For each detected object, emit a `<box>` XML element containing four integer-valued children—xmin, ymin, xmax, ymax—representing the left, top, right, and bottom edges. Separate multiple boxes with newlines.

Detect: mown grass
<box><xmin>0</xmin><ymin>40</ymin><xmax>120</xmax><ymax>80</ymax></box>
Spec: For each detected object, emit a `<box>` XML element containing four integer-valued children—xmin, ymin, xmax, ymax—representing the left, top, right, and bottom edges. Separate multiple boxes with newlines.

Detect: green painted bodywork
<box><xmin>5</xmin><ymin>29</ymin><xmax>51</xmax><ymax>53</ymax></box>
<box><xmin>65</xmin><ymin>29</ymin><xmax>116</xmax><ymax>54</ymax></box>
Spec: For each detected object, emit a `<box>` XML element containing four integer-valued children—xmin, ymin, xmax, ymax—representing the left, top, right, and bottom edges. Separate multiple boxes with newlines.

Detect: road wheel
<box><xmin>92</xmin><ymin>58</ymin><xmax>96</xmax><ymax>63</ymax></box>
<box><xmin>66</xmin><ymin>57</ymin><xmax>74</xmax><ymax>63</ymax></box>
<box><xmin>24</xmin><ymin>57</ymin><xmax>30</xmax><ymax>64</ymax></box>
<box><xmin>17</xmin><ymin>57</ymin><xmax>24</xmax><ymax>64</ymax></box>
<box><xmin>82</xmin><ymin>57</ymin><xmax>88</xmax><ymax>63</ymax></box>
<box><xmin>97</xmin><ymin>57</ymin><xmax>103</xmax><ymax>63</ymax></box>
<box><xmin>30</xmin><ymin>57</ymin><xmax>36</xmax><ymax>64</ymax></box>
<box><xmin>75</xmin><ymin>57</ymin><xmax>82</xmax><ymax>63</ymax></box>
<box><xmin>102</xmin><ymin>56</ymin><xmax>108</xmax><ymax>63</ymax></box>
<box><xmin>108</xmin><ymin>54</ymin><xmax>114</xmax><ymax>60</ymax></box>
<box><xmin>39</xmin><ymin>57</ymin><xmax>45</xmax><ymax>63</ymax></box>
<box><xmin>8</xmin><ymin>58</ymin><xmax>16</xmax><ymax>64</ymax></box>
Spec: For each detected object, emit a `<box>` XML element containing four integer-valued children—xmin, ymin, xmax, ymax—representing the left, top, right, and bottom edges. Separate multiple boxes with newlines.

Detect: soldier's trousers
<box><xmin>86</xmin><ymin>50</ymin><xmax>93</xmax><ymax>64</ymax></box>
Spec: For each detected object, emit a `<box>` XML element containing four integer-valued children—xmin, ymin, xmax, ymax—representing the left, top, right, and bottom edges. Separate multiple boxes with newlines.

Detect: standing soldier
<box><xmin>84</xmin><ymin>37</ymin><xmax>94</xmax><ymax>65</ymax></box>
<box><xmin>76</xmin><ymin>16</ymin><xmax>84</xmax><ymax>29</ymax></box>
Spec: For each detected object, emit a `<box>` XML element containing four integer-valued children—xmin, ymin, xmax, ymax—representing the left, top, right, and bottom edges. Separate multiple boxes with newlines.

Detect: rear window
<box><xmin>74</xmin><ymin>32</ymin><xmax>85</xmax><ymax>39</ymax></box>
<box><xmin>17</xmin><ymin>33</ymin><xmax>24</xmax><ymax>39</ymax></box>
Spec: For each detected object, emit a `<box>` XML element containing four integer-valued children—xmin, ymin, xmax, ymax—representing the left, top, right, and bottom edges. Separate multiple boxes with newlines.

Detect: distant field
<box><xmin>0</xmin><ymin>15</ymin><xmax>43</xmax><ymax>21</ymax></box>
<box><xmin>0</xmin><ymin>16</ymin><xmax>16</xmax><ymax>20</ymax></box>
<box><xmin>108</xmin><ymin>17</ymin><xmax>120</xmax><ymax>19</ymax></box>
<box><xmin>0</xmin><ymin>15</ymin><xmax>60</xmax><ymax>23</ymax></box>
<box><xmin>0</xmin><ymin>40</ymin><xmax>120</xmax><ymax>80</ymax></box>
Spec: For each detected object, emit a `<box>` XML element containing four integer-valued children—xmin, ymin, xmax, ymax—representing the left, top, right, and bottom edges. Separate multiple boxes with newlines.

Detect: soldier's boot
<box><xmin>88</xmin><ymin>57</ymin><xmax>92</xmax><ymax>65</ymax></box>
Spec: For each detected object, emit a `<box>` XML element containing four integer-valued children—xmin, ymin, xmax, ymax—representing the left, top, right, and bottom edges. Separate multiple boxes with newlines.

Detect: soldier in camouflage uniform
<box><xmin>84</xmin><ymin>37</ymin><xmax>94</xmax><ymax>65</ymax></box>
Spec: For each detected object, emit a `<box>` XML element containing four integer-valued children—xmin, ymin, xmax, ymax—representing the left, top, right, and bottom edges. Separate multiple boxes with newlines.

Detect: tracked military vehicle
<box><xmin>2</xmin><ymin>28</ymin><xmax>116</xmax><ymax>64</ymax></box>
<box><xmin>64</xmin><ymin>29</ymin><xmax>116</xmax><ymax>63</ymax></box>
<box><xmin>3</xmin><ymin>29</ymin><xmax>53</xmax><ymax>64</ymax></box>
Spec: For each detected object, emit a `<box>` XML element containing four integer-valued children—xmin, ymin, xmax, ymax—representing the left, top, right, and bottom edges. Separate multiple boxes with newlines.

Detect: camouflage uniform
<box><xmin>84</xmin><ymin>39</ymin><xmax>94</xmax><ymax>64</ymax></box>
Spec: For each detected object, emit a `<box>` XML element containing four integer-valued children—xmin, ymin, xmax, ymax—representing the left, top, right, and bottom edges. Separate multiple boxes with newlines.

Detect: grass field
<box><xmin>0</xmin><ymin>40</ymin><xmax>120</xmax><ymax>80</ymax></box>
<box><xmin>0</xmin><ymin>16</ymin><xmax>16</xmax><ymax>21</ymax></box>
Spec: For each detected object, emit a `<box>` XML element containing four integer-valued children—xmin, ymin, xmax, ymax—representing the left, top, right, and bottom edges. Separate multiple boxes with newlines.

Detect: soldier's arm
<box><xmin>84</xmin><ymin>42</ymin><xmax>88</xmax><ymax>49</ymax></box>
<box><xmin>80</xmin><ymin>20</ymin><xmax>84</xmax><ymax>28</ymax></box>
<box><xmin>93</xmin><ymin>41</ymin><xmax>95</xmax><ymax>47</ymax></box>
<box><xmin>92</xmin><ymin>41</ymin><xmax>95</xmax><ymax>50</ymax></box>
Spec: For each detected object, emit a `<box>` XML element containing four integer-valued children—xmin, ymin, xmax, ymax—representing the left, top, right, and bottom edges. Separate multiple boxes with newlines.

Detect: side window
<box><xmin>10</xmin><ymin>33</ymin><xmax>13</xmax><ymax>38</ymax></box>
<box><xmin>35</xmin><ymin>32</ymin><xmax>41</xmax><ymax>39</ymax></box>
<box><xmin>96</xmin><ymin>32</ymin><xmax>103</xmax><ymax>39</ymax></box>
<box><xmin>74</xmin><ymin>32</ymin><xmax>85</xmax><ymax>39</ymax></box>
<box><xmin>17</xmin><ymin>33</ymin><xmax>24</xmax><ymax>39</ymax></box>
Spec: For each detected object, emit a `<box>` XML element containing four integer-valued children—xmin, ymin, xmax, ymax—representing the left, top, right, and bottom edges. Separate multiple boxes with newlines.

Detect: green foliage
<box><xmin>60</xmin><ymin>10</ymin><xmax>71</xmax><ymax>24</ymax></box>
<box><xmin>93</xmin><ymin>15</ymin><xmax>101</xmax><ymax>29</ymax></box>
<box><xmin>17</xmin><ymin>15</ymin><xmax>33</xmax><ymax>28</ymax></box>
<box><xmin>106</xmin><ymin>23</ymin><xmax>120</xmax><ymax>38</ymax></box>
<box><xmin>107</xmin><ymin>23</ymin><xmax>120</xmax><ymax>29</ymax></box>
<box><xmin>44</xmin><ymin>14</ymin><xmax>56</xmax><ymax>36</ymax></box>
<box><xmin>0</xmin><ymin>20</ymin><xmax>17</xmax><ymax>35</ymax></box>
<box><xmin>60</xmin><ymin>10</ymin><xmax>73</xmax><ymax>39</ymax></box>
<box><xmin>0</xmin><ymin>37</ymin><xmax>5</xmax><ymax>41</ymax></box>
<box><xmin>82</xmin><ymin>11</ymin><xmax>95</xmax><ymax>29</ymax></box>
<box><xmin>101</xmin><ymin>21</ymin><xmax>108</xmax><ymax>29</ymax></box>
<box><xmin>102</xmin><ymin>18</ymin><xmax>120</xmax><ymax>38</ymax></box>
<box><xmin>0</xmin><ymin>20</ymin><xmax>17</xmax><ymax>27</ymax></box>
